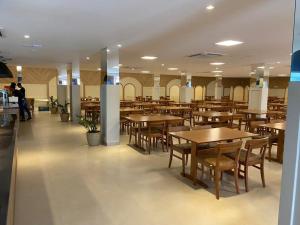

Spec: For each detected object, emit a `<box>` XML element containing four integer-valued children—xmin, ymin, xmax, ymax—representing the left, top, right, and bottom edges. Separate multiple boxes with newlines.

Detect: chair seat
<box><xmin>173</xmin><ymin>143</ymin><xmax>213</xmax><ymax>154</ymax></box>
<box><xmin>201</xmin><ymin>155</ymin><xmax>235</xmax><ymax>171</ymax></box>
<box><xmin>227</xmin><ymin>149</ymin><xmax>260</xmax><ymax>164</ymax></box>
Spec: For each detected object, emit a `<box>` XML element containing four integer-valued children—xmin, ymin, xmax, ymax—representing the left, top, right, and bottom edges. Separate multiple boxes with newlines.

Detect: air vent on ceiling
<box><xmin>187</xmin><ymin>52</ymin><xmax>225</xmax><ymax>58</ymax></box>
<box><xmin>22</xmin><ymin>44</ymin><xmax>43</xmax><ymax>48</ymax></box>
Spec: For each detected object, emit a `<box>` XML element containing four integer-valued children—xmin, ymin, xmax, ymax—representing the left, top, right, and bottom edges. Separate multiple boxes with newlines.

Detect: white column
<box><xmin>16</xmin><ymin>65</ymin><xmax>22</xmax><ymax>83</ymax></box>
<box><xmin>278</xmin><ymin>1</ymin><xmax>300</xmax><ymax>223</ymax></box>
<box><xmin>278</xmin><ymin>82</ymin><xmax>300</xmax><ymax>225</ymax></box>
<box><xmin>214</xmin><ymin>77</ymin><xmax>223</xmax><ymax>100</ymax></box>
<box><xmin>100</xmin><ymin>47</ymin><xmax>120</xmax><ymax>145</ymax></box>
<box><xmin>248</xmin><ymin>66</ymin><xmax>269</xmax><ymax>111</ymax></box>
<box><xmin>70</xmin><ymin>58</ymin><xmax>81</xmax><ymax>122</ymax></box>
<box><xmin>152</xmin><ymin>74</ymin><xmax>160</xmax><ymax>100</ymax></box>
<box><xmin>57</xmin><ymin>65</ymin><xmax>68</xmax><ymax>106</ymax></box>
<box><xmin>180</xmin><ymin>74</ymin><xmax>193</xmax><ymax>103</ymax></box>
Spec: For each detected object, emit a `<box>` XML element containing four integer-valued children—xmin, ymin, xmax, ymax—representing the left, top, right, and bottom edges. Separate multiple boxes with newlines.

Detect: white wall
<box><xmin>120</xmin><ymin>77</ymin><xmax>142</xmax><ymax>97</ymax></box>
<box><xmin>124</xmin><ymin>84</ymin><xmax>135</xmax><ymax>100</ymax></box>
<box><xmin>170</xmin><ymin>85</ymin><xmax>180</xmax><ymax>102</ymax></box>
<box><xmin>85</xmin><ymin>85</ymin><xmax>100</xmax><ymax>98</ymax></box>
<box><xmin>206</xmin><ymin>81</ymin><xmax>215</xmax><ymax>97</ymax></box>
<box><xmin>49</xmin><ymin>77</ymin><xmax>57</xmax><ymax>98</ymax></box>
<box><xmin>143</xmin><ymin>87</ymin><xmax>153</xmax><ymax>97</ymax></box>
<box><xmin>233</xmin><ymin>86</ymin><xmax>244</xmax><ymax>101</ymax></box>
<box><xmin>195</xmin><ymin>86</ymin><xmax>204</xmax><ymax>100</ymax></box>
<box><xmin>166</xmin><ymin>79</ymin><xmax>181</xmax><ymax>96</ymax></box>
<box><xmin>22</xmin><ymin>84</ymin><xmax>48</xmax><ymax>99</ymax></box>
<box><xmin>269</xmin><ymin>88</ymin><xmax>286</xmax><ymax>98</ymax></box>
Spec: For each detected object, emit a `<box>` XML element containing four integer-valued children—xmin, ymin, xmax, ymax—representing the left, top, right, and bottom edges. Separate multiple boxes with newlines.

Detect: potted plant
<box><xmin>49</xmin><ymin>96</ymin><xmax>58</xmax><ymax>114</ymax></box>
<box><xmin>58</xmin><ymin>102</ymin><xmax>70</xmax><ymax>122</ymax></box>
<box><xmin>78</xmin><ymin>116</ymin><xmax>100</xmax><ymax>146</ymax></box>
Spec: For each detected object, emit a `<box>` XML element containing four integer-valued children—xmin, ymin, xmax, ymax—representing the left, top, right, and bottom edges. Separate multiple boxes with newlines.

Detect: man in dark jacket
<box><xmin>17</xmin><ymin>83</ymin><xmax>32</xmax><ymax>121</ymax></box>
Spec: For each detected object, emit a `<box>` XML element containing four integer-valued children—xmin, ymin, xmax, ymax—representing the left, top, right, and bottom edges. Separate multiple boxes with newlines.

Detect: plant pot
<box><xmin>60</xmin><ymin>113</ymin><xmax>70</xmax><ymax>122</ymax></box>
<box><xmin>51</xmin><ymin>107</ymin><xmax>58</xmax><ymax>114</ymax></box>
<box><xmin>86</xmin><ymin>132</ymin><xmax>100</xmax><ymax>146</ymax></box>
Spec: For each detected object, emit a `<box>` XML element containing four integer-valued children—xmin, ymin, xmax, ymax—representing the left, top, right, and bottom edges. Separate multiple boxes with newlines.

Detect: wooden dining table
<box><xmin>169</xmin><ymin>127</ymin><xmax>257</xmax><ymax>187</ymax></box>
<box><xmin>155</xmin><ymin>106</ymin><xmax>190</xmax><ymax>113</ymax></box>
<box><xmin>125</xmin><ymin>114</ymin><xmax>183</xmax><ymax>149</ymax></box>
<box><xmin>259</xmin><ymin>122</ymin><xmax>286</xmax><ymax>163</ymax></box>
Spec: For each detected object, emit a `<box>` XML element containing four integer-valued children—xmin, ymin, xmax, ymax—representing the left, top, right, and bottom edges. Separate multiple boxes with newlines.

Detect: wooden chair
<box><xmin>229</xmin><ymin>114</ymin><xmax>243</xmax><ymax>130</ymax></box>
<box><xmin>141</xmin><ymin>121</ymin><xmax>165</xmax><ymax>154</ymax></box>
<box><xmin>197</xmin><ymin>141</ymin><xmax>243</xmax><ymax>199</ymax></box>
<box><xmin>227</xmin><ymin>137</ymin><xmax>268</xmax><ymax>192</ymax></box>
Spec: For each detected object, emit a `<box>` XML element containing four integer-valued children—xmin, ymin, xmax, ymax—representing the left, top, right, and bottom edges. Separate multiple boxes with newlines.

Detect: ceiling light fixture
<box><xmin>97</xmin><ymin>68</ymin><xmax>101</xmax><ymax>71</ymax></box>
<box><xmin>141</xmin><ymin>56</ymin><xmax>158</xmax><ymax>60</ymax></box>
<box><xmin>269</xmin><ymin>66</ymin><xmax>274</xmax><ymax>69</ymax></box>
<box><xmin>161</xmin><ymin>64</ymin><xmax>165</xmax><ymax>67</ymax></box>
<box><xmin>117</xmin><ymin>44</ymin><xmax>122</xmax><ymax>48</ymax></box>
<box><xmin>24</xmin><ymin>34</ymin><xmax>30</xmax><ymax>39</ymax></box>
<box><xmin>141</xmin><ymin>70</ymin><xmax>150</xmax><ymax>74</ymax></box>
<box><xmin>276</xmin><ymin>61</ymin><xmax>281</xmax><ymax>64</ymax></box>
<box><xmin>16</xmin><ymin>65</ymin><xmax>22</xmax><ymax>72</ymax></box>
<box><xmin>215</xmin><ymin>74</ymin><xmax>222</xmax><ymax>77</ymax></box>
<box><xmin>210</xmin><ymin>62</ymin><xmax>225</xmax><ymax>66</ymax></box>
<box><xmin>86</xmin><ymin>57</ymin><xmax>90</xmax><ymax>60</ymax></box>
<box><xmin>107</xmin><ymin>49</ymin><xmax>110</xmax><ymax>53</ymax></box>
<box><xmin>168</xmin><ymin>67</ymin><xmax>179</xmax><ymax>71</ymax></box>
<box><xmin>257</xmin><ymin>66</ymin><xmax>265</xmax><ymax>69</ymax></box>
<box><xmin>212</xmin><ymin>70</ymin><xmax>223</xmax><ymax>73</ymax></box>
<box><xmin>215</xmin><ymin>40</ymin><xmax>243</xmax><ymax>47</ymax></box>
<box><xmin>206</xmin><ymin>5</ymin><xmax>215</xmax><ymax>10</ymax></box>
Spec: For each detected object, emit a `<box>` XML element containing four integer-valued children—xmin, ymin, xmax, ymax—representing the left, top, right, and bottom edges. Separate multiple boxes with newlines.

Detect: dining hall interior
<box><xmin>0</xmin><ymin>0</ymin><xmax>300</xmax><ymax>225</ymax></box>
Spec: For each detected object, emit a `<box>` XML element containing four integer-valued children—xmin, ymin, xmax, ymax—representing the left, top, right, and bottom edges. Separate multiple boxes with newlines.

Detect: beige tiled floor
<box><xmin>15</xmin><ymin>112</ymin><xmax>282</xmax><ymax>225</ymax></box>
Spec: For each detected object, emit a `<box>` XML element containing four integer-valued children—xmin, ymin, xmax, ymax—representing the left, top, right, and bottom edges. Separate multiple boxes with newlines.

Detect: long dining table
<box><xmin>125</xmin><ymin>114</ymin><xmax>183</xmax><ymax>149</ymax></box>
<box><xmin>169</xmin><ymin>127</ymin><xmax>257</xmax><ymax>187</ymax></box>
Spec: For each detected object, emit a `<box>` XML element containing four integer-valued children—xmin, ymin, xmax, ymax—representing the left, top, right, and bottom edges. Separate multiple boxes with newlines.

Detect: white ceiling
<box><xmin>0</xmin><ymin>0</ymin><xmax>295</xmax><ymax>77</ymax></box>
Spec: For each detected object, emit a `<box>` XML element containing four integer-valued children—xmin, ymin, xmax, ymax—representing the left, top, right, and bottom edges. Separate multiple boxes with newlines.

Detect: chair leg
<box><xmin>161</xmin><ymin>138</ymin><xmax>165</xmax><ymax>152</ymax></box>
<box><xmin>168</xmin><ymin>149</ymin><xmax>173</xmax><ymax>168</ymax></box>
<box><xmin>214</xmin><ymin>170</ymin><xmax>220</xmax><ymax>200</ymax></box>
<box><xmin>182</xmin><ymin>154</ymin><xmax>186</xmax><ymax>175</ymax></box>
<box><xmin>234</xmin><ymin>167</ymin><xmax>240</xmax><ymax>194</ymax></box>
<box><xmin>260</xmin><ymin>163</ymin><xmax>266</xmax><ymax>188</ymax></box>
<box><xmin>129</xmin><ymin>128</ymin><xmax>132</xmax><ymax>144</ymax></box>
<box><xmin>268</xmin><ymin>141</ymin><xmax>272</xmax><ymax>162</ymax></box>
<box><xmin>185</xmin><ymin>154</ymin><xmax>188</xmax><ymax>165</ymax></box>
<box><xmin>244</xmin><ymin>166</ymin><xmax>249</xmax><ymax>192</ymax></box>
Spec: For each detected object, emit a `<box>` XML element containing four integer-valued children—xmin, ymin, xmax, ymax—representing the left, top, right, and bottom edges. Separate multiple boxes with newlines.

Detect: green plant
<box><xmin>58</xmin><ymin>101</ymin><xmax>70</xmax><ymax>114</ymax></box>
<box><xmin>50</xmin><ymin>96</ymin><xmax>58</xmax><ymax>108</ymax></box>
<box><xmin>78</xmin><ymin>116</ymin><xmax>99</xmax><ymax>133</ymax></box>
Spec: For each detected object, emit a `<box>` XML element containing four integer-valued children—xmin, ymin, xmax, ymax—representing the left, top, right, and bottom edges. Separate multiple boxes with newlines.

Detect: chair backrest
<box><xmin>215</xmin><ymin>141</ymin><xmax>243</xmax><ymax>165</ymax></box>
<box><xmin>147</xmin><ymin>121</ymin><xmax>165</xmax><ymax>133</ymax></box>
<box><xmin>244</xmin><ymin>137</ymin><xmax>269</xmax><ymax>161</ymax></box>
<box><xmin>191</xmin><ymin>125</ymin><xmax>212</xmax><ymax>130</ymax></box>
<box><xmin>249</xmin><ymin>120</ymin><xmax>266</xmax><ymax>133</ymax></box>
<box><xmin>167</xmin><ymin>119</ymin><xmax>184</xmax><ymax>128</ymax></box>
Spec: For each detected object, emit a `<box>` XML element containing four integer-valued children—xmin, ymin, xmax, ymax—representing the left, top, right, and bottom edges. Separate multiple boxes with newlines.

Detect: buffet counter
<box><xmin>0</xmin><ymin>105</ymin><xmax>19</xmax><ymax>225</ymax></box>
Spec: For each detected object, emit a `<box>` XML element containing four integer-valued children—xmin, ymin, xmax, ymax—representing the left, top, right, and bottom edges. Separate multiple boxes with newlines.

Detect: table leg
<box><xmin>182</xmin><ymin>142</ymin><xmax>208</xmax><ymax>188</ymax></box>
<box><xmin>277</xmin><ymin>130</ymin><xmax>285</xmax><ymax>163</ymax></box>
<box><xmin>138</xmin><ymin>122</ymin><xmax>142</xmax><ymax>147</ymax></box>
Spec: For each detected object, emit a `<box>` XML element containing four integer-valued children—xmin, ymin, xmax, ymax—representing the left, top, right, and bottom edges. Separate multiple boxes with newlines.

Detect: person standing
<box><xmin>17</xmin><ymin>83</ymin><xmax>32</xmax><ymax>121</ymax></box>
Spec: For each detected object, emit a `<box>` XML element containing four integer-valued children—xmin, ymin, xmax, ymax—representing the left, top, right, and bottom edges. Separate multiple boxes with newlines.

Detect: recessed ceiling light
<box><xmin>97</xmin><ymin>68</ymin><xmax>101</xmax><ymax>71</ymax></box>
<box><xmin>16</xmin><ymin>65</ymin><xmax>22</xmax><ymax>72</ymax></box>
<box><xmin>119</xmin><ymin>64</ymin><xmax>123</xmax><ymax>67</ymax></box>
<box><xmin>249</xmin><ymin>72</ymin><xmax>256</xmax><ymax>75</ymax></box>
<box><xmin>168</xmin><ymin>67</ymin><xmax>179</xmax><ymax>71</ymax></box>
<box><xmin>210</xmin><ymin>62</ymin><xmax>225</xmax><ymax>66</ymax></box>
<box><xmin>276</xmin><ymin>61</ymin><xmax>281</xmax><ymax>64</ymax></box>
<box><xmin>216</xmin><ymin>40</ymin><xmax>243</xmax><ymax>47</ymax></box>
<box><xmin>212</xmin><ymin>70</ymin><xmax>223</xmax><ymax>73</ymax></box>
<box><xmin>161</xmin><ymin>64</ymin><xmax>165</xmax><ymax>67</ymax></box>
<box><xmin>257</xmin><ymin>66</ymin><xmax>265</xmax><ymax>69</ymax></box>
<box><xmin>86</xmin><ymin>57</ymin><xmax>90</xmax><ymax>60</ymax></box>
<box><xmin>206</xmin><ymin>5</ymin><xmax>215</xmax><ymax>10</ymax></box>
<box><xmin>141</xmin><ymin>56</ymin><xmax>157</xmax><ymax>60</ymax></box>
<box><xmin>269</xmin><ymin>66</ymin><xmax>274</xmax><ymax>69</ymax></box>
<box><xmin>107</xmin><ymin>49</ymin><xmax>110</xmax><ymax>53</ymax></box>
<box><xmin>117</xmin><ymin>44</ymin><xmax>122</xmax><ymax>48</ymax></box>
<box><xmin>24</xmin><ymin>34</ymin><xmax>30</xmax><ymax>39</ymax></box>
<box><xmin>141</xmin><ymin>70</ymin><xmax>150</xmax><ymax>74</ymax></box>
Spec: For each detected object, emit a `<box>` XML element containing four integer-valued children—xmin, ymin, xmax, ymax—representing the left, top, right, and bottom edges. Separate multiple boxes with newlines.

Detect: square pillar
<box><xmin>152</xmin><ymin>74</ymin><xmax>160</xmax><ymax>100</ymax></box>
<box><xmin>100</xmin><ymin>47</ymin><xmax>120</xmax><ymax>145</ymax></box>
<box><xmin>214</xmin><ymin>77</ymin><xmax>223</xmax><ymax>100</ymax></box>
<box><xmin>57</xmin><ymin>65</ymin><xmax>68</xmax><ymax>106</ymax></box>
<box><xmin>248</xmin><ymin>67</ymin><xmax>269</xmax><ymax>111</ymax></box>
<box><xmin>69</xmin><ymin>58</ymin><xmax>81</xmax><ymax>122</ymax></box>
<box><xmin>180</xmin><ymin>74</ymin><xmax>193</xmax><ymax>103</ymax></box>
